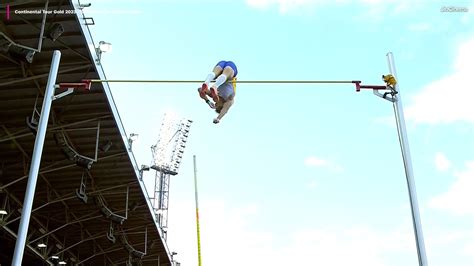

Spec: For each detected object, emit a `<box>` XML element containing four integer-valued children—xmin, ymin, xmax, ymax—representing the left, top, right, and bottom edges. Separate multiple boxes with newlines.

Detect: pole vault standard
<box><xmin>12</xmin><ymin>51</ymin><xmax>61</xmax><ymax>266</ymax></box>
<box><xmin>357</xmin><ymin>53</ymin><xmax>428</xmax><ymax>266</ymax></box>
<box><xmin>387</xmin><ymin>53</ymin><xmax>428</xmax><ymax>266</ymax></box>
<box><xmin>12</xmin><ymin>51</ymin><xmax>92</xmax><ymax>266</ymax></box>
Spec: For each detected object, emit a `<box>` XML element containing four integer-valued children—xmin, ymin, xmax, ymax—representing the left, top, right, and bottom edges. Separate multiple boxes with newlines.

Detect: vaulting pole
<box><xmin>193</xmin><ymin>155</ymin><xmax>202</xmax><ymax>266</ymax></box>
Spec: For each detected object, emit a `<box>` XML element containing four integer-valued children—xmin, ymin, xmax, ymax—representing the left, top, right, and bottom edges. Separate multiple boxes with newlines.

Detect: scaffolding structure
<box><xmin>150</xmin><ymin>113</ymin><xmax>192</xmax><ymax>239</ymax></box>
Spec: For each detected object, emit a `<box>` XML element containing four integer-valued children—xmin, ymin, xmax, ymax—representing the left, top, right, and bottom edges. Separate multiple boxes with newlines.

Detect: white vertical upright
<box><xmin>12</xmin><ymin>50</ymin><xmax>61</xmax><ymax>265</ymax></box>
<box><xmin>387</xmin><ymin>52</ymin><xmax>428</xmax><ymax>266</ymax></box>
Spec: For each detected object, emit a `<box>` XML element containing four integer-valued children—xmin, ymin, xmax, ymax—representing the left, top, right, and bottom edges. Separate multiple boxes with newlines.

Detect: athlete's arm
<box><xmin>216</xmin><ymin>98</ymin><xmax>234</xmax><ymax>121</ymax></box>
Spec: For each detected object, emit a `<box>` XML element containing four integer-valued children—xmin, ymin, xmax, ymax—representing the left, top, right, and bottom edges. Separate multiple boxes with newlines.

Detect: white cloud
<box><xmin>463</xmin><ymin>235</ymin><xmax>474</xmax><ymax>259</ymax></box>
<box><xmin>167</xmin><ymin>198</ymin><xmax>474</xmax><ymax>266</ymax></box>
<box><xmin>167</xmin><ymin>199</ymin><xmax>417</xmax><ymax>266</ymax></box>
<box><xmin>304</xmin><ymin>156</ymin><xmax>343</xmax><ymax>172</ymax></box>
<box><xmin>167</xmin><ymin>199</ymin><xmax>272</xmax><ymax>266</ymax></box>
<box><xmin>405</xmin><ymin>36</ymin><xmax>474</xmax><ymax>125</ymax></box>
<box><xmin>429</xmin><ymin>161</ymin><xmax>474</xmax><ymax>215</ymax></box>
<box><xmin>423</xmin><ymin>226</ymin><xmax>474</xmax><ymax>265</ymax></box>
<box><xmin>307</xmin><ymin>179</ymin><xmax>318</xmax><ymax>189</ymax></box>
<box><xmin>281</xmin><ymin>229</ymin><xmax>386</xmax><ymax>266</ymax></box>
<box><xmin>434</xmin><ymin>152</ymin><xmax>451</xmax><ymax>172</ymax></box>
<box><xmin>277</xmin><ymin>225</ymin><xmax>419</xmax><ymax>266</ymax></box>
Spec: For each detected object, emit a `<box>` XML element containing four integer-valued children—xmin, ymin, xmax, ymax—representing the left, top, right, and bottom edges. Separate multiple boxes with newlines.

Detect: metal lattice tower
<box><xmin>150</xmin><ymin>113</ymin><xmax>192</xmax><ymax>237</ymax></box>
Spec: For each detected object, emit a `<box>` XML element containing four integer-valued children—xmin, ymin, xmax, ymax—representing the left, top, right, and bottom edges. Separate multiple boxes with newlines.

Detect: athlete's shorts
<box><xmin>215</xmin><ymin>60</ymin><xmax>238</xmax><ymax>77</ymax></box>
<box><xmin>218</xmin><ymin>82</ymin><xmax>235</xmax><ymax>101</ymax></box>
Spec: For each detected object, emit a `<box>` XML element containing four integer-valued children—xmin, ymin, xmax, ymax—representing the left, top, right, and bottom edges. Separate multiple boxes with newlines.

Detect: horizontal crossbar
<box><xmin>85</xmin><ymin>79</ymin><xmax>362</xmax><ymax>84</ymax></box>
<box><xmin>59</xmin><ymin>79</ymin><xmax>389</xmax><ymax>92</ymax></box>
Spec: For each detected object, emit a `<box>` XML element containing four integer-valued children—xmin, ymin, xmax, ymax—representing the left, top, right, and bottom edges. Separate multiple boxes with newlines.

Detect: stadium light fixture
<box><xmin>128</xmin><ymin>133</ymin><xmax>139</xmax><ymax>151</ymax></box>
<box><xmin>95</xmin><ymin>41</ymin><xmax>112</xmax><ymax>63</ymax></box>
<box><xmin>47</xmin><ymin>23</ymin><xmax>64</xmax><ymax>41</ymax></box>
<box><xmin>7</xmin><ymin>45</ymin><xmax>35</xmax><ymax>63</ymax></box>
<box><xmin>0</xmin><ymin>195</ymin><xmax>6</xmax><ymax>215</ymax></box>
<box><xmin>98</xmin><ymin>41</ymin><xmax>112</xmax><ymax>53</ymax></box>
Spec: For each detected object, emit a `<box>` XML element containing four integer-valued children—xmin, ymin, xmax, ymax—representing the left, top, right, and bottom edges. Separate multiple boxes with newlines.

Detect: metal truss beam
<box><xmin>29</xmin><ymin>214</ymin><xmax>103</xmax><ymax>244</ymax></box>
<box><xmin>2</xmin><ymin>188</ymin><xmax>78</xmax><ymax>262</ymax></box>
<box><xmin>77</xmin><ymin>246</ymin><xmax>124</xmax><ymax>264</ymax></box>
<box><xmin>2</xmin><ymin>128</ymin><xmax>114</xmax><ymax>264</ymax></box>
<box><xmin>4</xmin><ymin>181</ymin><xmax>134</xmax><ymax>227</ymax></box>
<box><xmin>0</xmin><ymin>115</ymin><xmax>111</xmax><ymax>143</ymax></box>
<box><xmin>0</xmin><ymin>152</ymin><xmax>125</xmax><ymax>190</ymax></box>
<box><xmin>0</xmin><ymin>64</ymin><xmax>92</xmax><ymax>87</ymax></box>
<box><xmin>1</xmin><ymin>225</ymin><xmax>54</xmax><ymax>265</ymax></box>
<box><xmin>53</xmin><ymin>232</ymin><xmax>104</xmax><ymax>256</ymax></box>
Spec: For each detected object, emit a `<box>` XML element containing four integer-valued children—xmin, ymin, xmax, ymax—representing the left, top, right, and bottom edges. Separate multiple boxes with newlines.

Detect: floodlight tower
<box><xmin>150</xmin><ymin>113</ymin><xmax>192</xmax><ymax>238</ymax></box>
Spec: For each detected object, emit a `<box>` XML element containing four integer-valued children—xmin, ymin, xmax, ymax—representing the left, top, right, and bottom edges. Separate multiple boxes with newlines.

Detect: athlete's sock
<box><xmin>212</xmin><ymin>74</ymin><xmax>227</xmax><ymax>89</ymax></box>
<box><xmin>204</xmin><ymin>73</ymin><xmax>215</xmax><ymax>87</ymax></box>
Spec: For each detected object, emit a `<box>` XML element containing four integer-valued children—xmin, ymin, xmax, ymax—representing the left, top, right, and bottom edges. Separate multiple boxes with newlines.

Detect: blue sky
<box><xmin>83</xmin><ymin>0</ymin><xmax>474</xmax><ymax>265</ymax></box>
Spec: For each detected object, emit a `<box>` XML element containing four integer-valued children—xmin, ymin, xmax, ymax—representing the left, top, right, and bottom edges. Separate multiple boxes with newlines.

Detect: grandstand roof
<box><xmin>0</xmin><ymin>1</ymin><xmax>172</xmax><ymax>265</ymax></box>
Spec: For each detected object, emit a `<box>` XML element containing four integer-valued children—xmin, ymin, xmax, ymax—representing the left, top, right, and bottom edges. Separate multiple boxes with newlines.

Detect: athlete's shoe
<box><xmin>210</xmin><ymin>86</ymin><xmax>219</xmax><ymax>102</ymax></box>
<box><xmin>198</xmin><ymin>83</ymin><xmax>208</xmax><ymax>99</ymax></box>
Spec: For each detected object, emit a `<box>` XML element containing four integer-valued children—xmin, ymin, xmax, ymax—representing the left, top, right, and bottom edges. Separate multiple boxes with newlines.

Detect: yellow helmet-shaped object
<box><xmin>382</xmin><ymin>74</ymin><xmax>397</xmax><ymax>87</ymax></box>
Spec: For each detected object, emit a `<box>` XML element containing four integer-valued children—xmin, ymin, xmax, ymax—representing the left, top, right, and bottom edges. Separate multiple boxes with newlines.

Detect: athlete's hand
<box><xmin>206</xmin><ymin>100</ymin><xmax>215</xmax><ymax>109</ymax></box>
